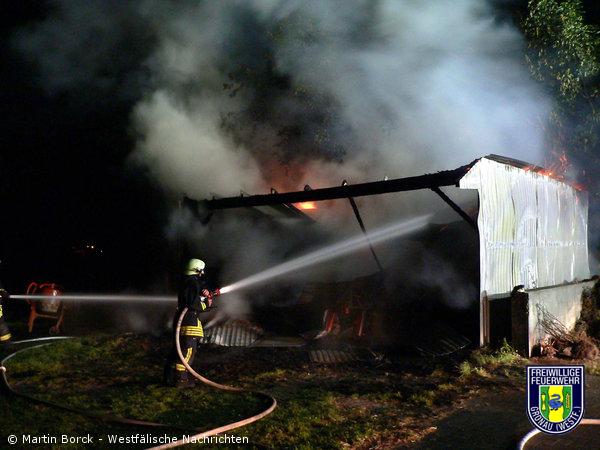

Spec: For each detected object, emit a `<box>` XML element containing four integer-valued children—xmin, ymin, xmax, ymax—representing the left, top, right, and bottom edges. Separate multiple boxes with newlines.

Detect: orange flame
<box><xmin>295</xmin><ymin>201</ymin><xmax>317</xmax><ymax>210</ymax></box>
<box><xmin>522</xmin><ymin>151</ymin><xmax>585</xmax><ymax>190</ymax></box>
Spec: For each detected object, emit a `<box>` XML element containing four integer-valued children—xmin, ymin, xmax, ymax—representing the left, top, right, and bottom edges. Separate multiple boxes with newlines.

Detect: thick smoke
<box><xmin>13</xmin><ymin>0</ymin><xmax>552</xmax><ymax>322</ymax></box>
<box><xmin>15</xmin><ymin>0</ymin><xmax>548</xmax><ymax>202</ymax></box>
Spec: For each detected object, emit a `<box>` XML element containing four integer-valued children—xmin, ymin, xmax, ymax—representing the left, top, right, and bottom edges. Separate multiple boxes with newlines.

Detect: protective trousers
<box><xmin>165</xmin><ymin>307</ymin><xmax>205</xmax><ymax>384</ymax></box>
<box><xmin>174</xmin><ymin>311</ymin><xmax>204</xmax><ymax>373</ymax></box>
<box><xmin>0</xmin><ymin>298</ymin><xmax>11</xmax><ymax>342</ymax></box>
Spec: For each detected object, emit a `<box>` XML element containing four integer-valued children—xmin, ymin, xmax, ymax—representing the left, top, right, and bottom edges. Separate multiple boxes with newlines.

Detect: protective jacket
<box><xmin>178</xmin><ymin>275</ymin><xmax>210</xmax><ymax>312</ymax></box>
<box><xmin>166</xmin><ymin>274</ymin><xmax>214</xmax><ymax>385</ymax></box>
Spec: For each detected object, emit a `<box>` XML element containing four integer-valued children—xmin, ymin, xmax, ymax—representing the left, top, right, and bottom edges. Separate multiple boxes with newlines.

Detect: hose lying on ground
<box><xmin>0</xmin><ymin>337</ymin><xmax>197</xmax><ymax>431</ymax></box>
<box><xmin>1</xmin><ymin>319</ymin><xmax>276</xmax><ymax>450</ymax></box>
<box><xmin>146</xmin><ymin>306</ymin><xmax>277</xmax><ymax>450</ymax></box>
<box><xmin>518</xmin><ymin>419</ymin><xmax>600</xmax><ymax>449</ymax></box>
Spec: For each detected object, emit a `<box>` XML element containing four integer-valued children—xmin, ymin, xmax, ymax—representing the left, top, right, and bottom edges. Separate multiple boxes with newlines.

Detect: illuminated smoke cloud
<box><xmin>13</xmin><ymin>1</ymin><xmax>551</xmax><ymax>314</ymax></box>
<box><xmin>15</xmin><ymin>0</ymin><xmax>549</xmax><ymax>201</ymax></box>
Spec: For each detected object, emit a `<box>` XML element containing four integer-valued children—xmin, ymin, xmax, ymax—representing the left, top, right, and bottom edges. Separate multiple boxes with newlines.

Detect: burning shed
<box><xmin>458</xmin><ymin>156</ymin><xmax>591</xmax><ymax>351</ymax></box>
<box><xmin>186</xmin><ymin>154</ymin><xmax>592</xmax><ymax>355</ymax></box>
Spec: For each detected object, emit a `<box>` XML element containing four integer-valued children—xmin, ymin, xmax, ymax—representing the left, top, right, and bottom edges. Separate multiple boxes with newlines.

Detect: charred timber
<box><xmin>430</xmin><ymin>186</ymin><xmax>478</xmax><ymax>230</ymax></box>
<box><xmin>342</xmin><ymin>180</ymin><xmax>384</xmax><ymax>272</ymax></box>
<box><xmin>203</xmin><ymin>164</ymin><xmax>473</xmax><ymax>210</ymax></box>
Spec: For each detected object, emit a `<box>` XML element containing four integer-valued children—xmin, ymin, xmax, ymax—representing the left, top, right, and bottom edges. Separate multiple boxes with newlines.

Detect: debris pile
<box><xmin>537</xmin><ymin>303</ymin><xmax>599</xmax><ymax>360</ymax></box>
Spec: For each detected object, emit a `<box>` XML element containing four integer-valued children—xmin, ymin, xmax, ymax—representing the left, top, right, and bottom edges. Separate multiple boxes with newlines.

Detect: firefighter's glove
<box><xmin>201</xmin><ymin>288</ymin><xmax>214</xmax><ymax>306</ymax></box>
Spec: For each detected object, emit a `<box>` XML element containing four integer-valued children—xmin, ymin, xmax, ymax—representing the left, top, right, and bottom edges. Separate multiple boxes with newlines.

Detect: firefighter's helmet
<box><xmin>185</xmin><ymin>258</ymin><xmax>205</xmax><ymax>276</ymax></box>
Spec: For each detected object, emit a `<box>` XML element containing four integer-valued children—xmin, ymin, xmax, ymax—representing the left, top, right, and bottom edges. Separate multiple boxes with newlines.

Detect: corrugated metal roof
<box><xmin>200</xmin><ymin>321</ymin><xmax>261</xmax><ymax>347</ymax></box>
<box><xmin>308</xmin><ymin>349</ymin><xmax>358</xmax><ymax>364</ymax></box>
<box><xmin>459</xmin><ymin>157</ymin><xmax>589</xmax><ymax>296</ymax></box>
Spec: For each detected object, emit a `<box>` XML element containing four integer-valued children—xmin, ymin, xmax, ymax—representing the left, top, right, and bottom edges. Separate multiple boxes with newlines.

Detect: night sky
<box><xmin>1</xmin><ymin>2</ymin><xmax>170</xmax><ymax>292</ymax></box>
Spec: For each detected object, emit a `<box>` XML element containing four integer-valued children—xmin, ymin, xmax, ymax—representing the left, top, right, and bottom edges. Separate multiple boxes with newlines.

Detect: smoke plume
<box><xmin>15</xmin><ymin>0</ymin><xmax>549</xmax><ymax>202</ymax></box>
<box><xmin>12</xmin><ymin>0</ymin><xmax>553</xmax><ymax>320</ymax></box>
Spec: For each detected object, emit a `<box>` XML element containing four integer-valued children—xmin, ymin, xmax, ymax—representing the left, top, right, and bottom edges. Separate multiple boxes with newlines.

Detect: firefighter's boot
<box><xmin>175</xmin><ymin>371</ymin><xmax>197</xmax><ymax>388</ymax></box>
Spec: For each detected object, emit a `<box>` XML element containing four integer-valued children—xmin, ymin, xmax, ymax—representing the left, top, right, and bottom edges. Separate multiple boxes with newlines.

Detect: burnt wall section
<box><xmin>487</xmin><ymin>294</ymin><xmax>512</xmax><ymax>348</ymax></box>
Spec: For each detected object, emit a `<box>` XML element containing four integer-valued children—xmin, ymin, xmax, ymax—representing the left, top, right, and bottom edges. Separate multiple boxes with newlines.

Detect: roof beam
<box><xmin>342</xmin><ymin>180</ymin><xmax>384</xmax><ymax>272</ymax></box>
<box><xmin>430</xmin><ymin>187</ymin><xmax>477</xmax><ymax>230</ymax></box>
<box><xmin>202</xmin><ymin>163</ymin><xmax>474</xmax><ymax>210</ymax></box>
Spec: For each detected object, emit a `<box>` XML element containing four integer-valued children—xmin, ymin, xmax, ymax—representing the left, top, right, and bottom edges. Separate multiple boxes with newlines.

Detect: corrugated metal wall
<box><xmin>459</xmin><ymin>157</ymin><xmax>589</xmax><ymax>297</ymax></box>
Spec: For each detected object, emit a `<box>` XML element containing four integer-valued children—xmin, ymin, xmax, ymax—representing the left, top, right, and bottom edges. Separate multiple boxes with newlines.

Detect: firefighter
<box><xmin>165</xmin><ymin>258</ymin><xmax>220</xmax><ymax>387</ymax></box>
<box><xmin>0</xmin><ymin>285</ymin><xmax>11</xmax><ymax>343</ymax></box>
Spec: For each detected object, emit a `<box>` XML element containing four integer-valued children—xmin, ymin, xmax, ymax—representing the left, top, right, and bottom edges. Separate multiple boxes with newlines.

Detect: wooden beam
<box><xmin>201</xmin><ymin>163</ymin><xmax>474</xmax><ymax>210</ymax></box>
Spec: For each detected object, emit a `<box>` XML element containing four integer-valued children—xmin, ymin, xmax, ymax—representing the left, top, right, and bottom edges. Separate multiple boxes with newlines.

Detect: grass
<box><xmin>458</xmin><ymin>340</ymin><xmax>524</xmax><ymax>380</ymax></box>
<box><xmin>0</xmin><ymin>334</ymin><xmax>529</xmax><ymax>449</ymax></box>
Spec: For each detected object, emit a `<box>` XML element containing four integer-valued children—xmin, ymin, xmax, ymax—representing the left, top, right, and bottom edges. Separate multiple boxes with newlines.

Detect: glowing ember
<box><xmin>295</xmin><ymin>201</ymin><xmax>317</xmax><ymax>210</ymax></box>
<box><xmin>521</xmin><ymin>151</ymin><xmax>584</xmax><ymax>190</ymax></box>
<box><xmin>572</xmin><ymin>182</ymin><xmax>585</xmax><ymax>191</ymax></box>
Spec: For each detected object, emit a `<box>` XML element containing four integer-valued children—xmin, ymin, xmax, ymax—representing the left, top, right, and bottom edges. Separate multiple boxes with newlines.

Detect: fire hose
<box><xmin>0</xmin><ymin>337</ymin><xmax>195</xmax><ymax>431</ymax></box>
<box><xmin>518</xmin><ymin>419</ymin><xmax>600</xmax><ymax>449</ymax></box>
<box><xmin>146</xmin><ymin>306</ymin><xmax>277</xmax><ymax>450</ymax></box>
<box><xmin>0</xmin><ymin>307</ymin><xmax>277</xmax><ymax>449</ymax></box>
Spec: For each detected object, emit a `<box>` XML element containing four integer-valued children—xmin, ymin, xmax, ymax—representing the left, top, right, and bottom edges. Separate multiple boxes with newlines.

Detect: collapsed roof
<box><xmin>186</xmin><ymin>154</ymin><xmax>589</xmax><ymax>295</ymax></box>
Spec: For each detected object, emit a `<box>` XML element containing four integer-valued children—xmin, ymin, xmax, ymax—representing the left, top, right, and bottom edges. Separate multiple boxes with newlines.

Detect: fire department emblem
<box><xmin>527</xmin><ymin>365</ymin><xmax>584</xmax><ymax>434</ymax></box>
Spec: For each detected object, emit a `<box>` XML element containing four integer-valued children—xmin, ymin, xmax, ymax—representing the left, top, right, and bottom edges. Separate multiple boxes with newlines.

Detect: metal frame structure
<box><xmin>184</xmin><ymin>155</ymin><xmax>590</xmax><ymax>348</ymax></box>
<box><xmin>187</xmin><ymin>161</ymin><xmax>478</xmax><ymax>272</ymax></box>
<box><xmin>201</xmin><ymin>163</ymin><xmax>475</xmax><ymax>212</ymax></box>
